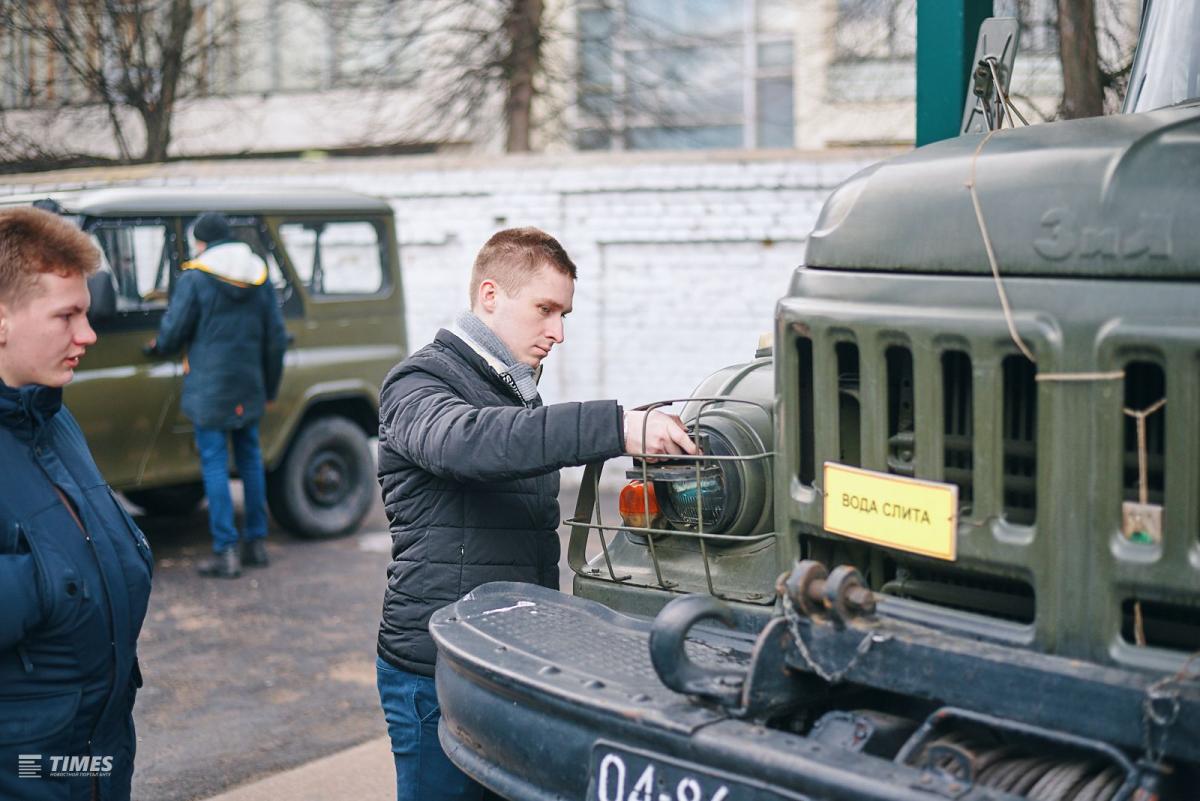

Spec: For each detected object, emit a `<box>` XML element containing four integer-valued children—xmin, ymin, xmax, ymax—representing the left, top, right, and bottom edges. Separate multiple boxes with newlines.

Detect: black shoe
<box><xmin>197</xmin><ymin>547</ymin><xmax>242</xmax><ymax>579</ymax></box>
<box><xmin>241</xmin><ymin>539</ymin><xmax>269</xmax><ymax>568</ymax></box>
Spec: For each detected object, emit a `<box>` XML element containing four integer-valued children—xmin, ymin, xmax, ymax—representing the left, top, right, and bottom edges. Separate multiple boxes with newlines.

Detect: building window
<box><xmin>577</xmin><ymin>0</ymin><xmax>795</xmax><ymax>151</ymax></box>
<box><xmin>829</xmin><ymin>0</ymin><xmax>916</xmax><ymax>103</ymax></box>
<box><xmin>996</xmin><ymin>0</ymin><xmax>1060</xmax><ymax>54</ymax></box>
<box><xmin>826</xmin><ymin>0</ymin><xmax>1061</xmax><ymax>105</ymax></box>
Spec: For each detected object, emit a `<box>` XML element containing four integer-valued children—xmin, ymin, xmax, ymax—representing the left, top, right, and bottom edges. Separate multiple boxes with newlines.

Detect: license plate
<box><xmin>587</xmin><ymin>743</ymin><xmax>796</xmax><ymax>801</ymax></box>
<box><xmin>822</xmin><ymin>462</ymin><xmax>959</xmax><ymax>561</ymax></box>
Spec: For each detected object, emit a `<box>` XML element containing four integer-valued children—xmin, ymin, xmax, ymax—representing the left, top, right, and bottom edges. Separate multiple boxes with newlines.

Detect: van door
<box><xmin>271</xmin><ymin>215</ymin><xmax>404</xmax><ymax>451</ymax></box>
<box><xmin>65</xmin><ymin>218</ymin><xmax>181</xmax><ymax>488</ymax></box>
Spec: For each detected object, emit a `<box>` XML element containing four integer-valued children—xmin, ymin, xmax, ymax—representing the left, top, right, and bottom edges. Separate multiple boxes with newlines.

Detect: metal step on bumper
<box><xmin>430</xmin><ymin>582</ymin><xmax>1039</xmax><ymax>801</ymax></box>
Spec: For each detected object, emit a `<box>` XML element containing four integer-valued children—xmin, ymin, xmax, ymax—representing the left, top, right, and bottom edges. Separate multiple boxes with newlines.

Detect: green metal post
<box><xmin>916</xmin><ymin>0</ymin><xmax>993</xmax><ymax>146</ymax></box>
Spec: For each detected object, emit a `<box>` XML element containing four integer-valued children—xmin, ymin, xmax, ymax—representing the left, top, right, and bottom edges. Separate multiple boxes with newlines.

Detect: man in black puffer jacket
<box><xmin>376</xmin><ymin>228</ymin><xmax>696</xmax><ymax>801</ymax></box>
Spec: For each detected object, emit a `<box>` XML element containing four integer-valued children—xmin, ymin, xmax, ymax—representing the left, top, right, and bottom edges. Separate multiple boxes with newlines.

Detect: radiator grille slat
<box><xmin>942</xmin><ymin>351</ymin><xmax>974</xmax><ymax>510</ymax></box>
<box><xmin>836</xmin><ymin>342</ymin><xmax>861</xmax><ymax>468</ymax></box>
<box><xmin>886</xmin><ymin>346</ymin><xmax>915</xmax><ymax>477</ymax></box>
<box><xmin>1002</xmin><ymin>356</ymin><xmax>1038</xmax><ymax>526</ymax></box>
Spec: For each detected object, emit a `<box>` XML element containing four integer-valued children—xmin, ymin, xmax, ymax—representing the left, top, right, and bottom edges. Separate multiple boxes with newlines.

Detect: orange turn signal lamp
<box><xmin>619</xmin><ymin>480</ymin><xmax>661</xmax><ymax>529</ymax></box>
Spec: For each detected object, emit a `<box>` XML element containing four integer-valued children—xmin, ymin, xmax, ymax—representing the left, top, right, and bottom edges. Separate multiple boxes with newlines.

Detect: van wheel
<box><xmin>125</xmin><ymin>483</ymin><xmax>206</xmax><ymax>517</ymax></box>
<box><xmin>268</xmin><ymin>417</ymin><xmax>373</xmax><ymax>539</ymax></box>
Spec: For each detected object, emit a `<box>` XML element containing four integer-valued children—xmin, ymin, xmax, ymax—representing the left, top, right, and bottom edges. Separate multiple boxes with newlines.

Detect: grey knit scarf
<box><xmin>453</xmin><ymin>311</ymin><xmax>540</xmax><ymax>406</ymax></box>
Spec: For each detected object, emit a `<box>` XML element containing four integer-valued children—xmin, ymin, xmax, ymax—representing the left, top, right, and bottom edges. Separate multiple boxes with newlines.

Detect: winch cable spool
<box><xmin>915</xmin><ymin>731</ymin><xmax>1127</xmax><ymax>800</ymax></box>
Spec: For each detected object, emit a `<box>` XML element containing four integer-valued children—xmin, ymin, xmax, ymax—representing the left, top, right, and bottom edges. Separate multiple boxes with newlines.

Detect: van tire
<box><xmin>125</xmin><ymin>483</ymin><xmax>206</xmax><ymax>517</ymax></box>
<box><xmin>268</xmin><ymin>416</ymin><xmax>373</xmax><ymax>539</ymax></box>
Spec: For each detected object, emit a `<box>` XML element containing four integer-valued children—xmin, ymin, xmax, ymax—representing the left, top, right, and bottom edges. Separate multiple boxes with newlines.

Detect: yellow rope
<box><xmin>1123</xmin><ymin>398</ymin><xmax>1167</xmax><ymax>505</ymax></box>
<box><xmin>1036</xmin><ymin>371</ymin><xmax>1125</xmax><ymax>382</ymax></box>
<box><xmin>966</xmin><ymin>129</ymin><xmax>1038</xmax><ymax>364</ymax></box>
<box><xmin>967</xmin><ymin>118</ymin><xmax>1129</xmax><ymax>384</ymax></box>
<box><xmin>1123</xmin><ymin>397</ymin><xmax>1167</xmax><ymax>646</ymax></box>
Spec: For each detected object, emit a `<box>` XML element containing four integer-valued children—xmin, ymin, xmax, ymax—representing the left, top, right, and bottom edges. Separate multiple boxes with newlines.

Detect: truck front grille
<box><xmin>780</xmin><ymin>273</ymin><xmax>1200</xmax><ymax>664</ymax></box>
<box><xmin>791</xmin><ymin>327</ymin><xmax>1038</xmax><ymax>625</ymax></box>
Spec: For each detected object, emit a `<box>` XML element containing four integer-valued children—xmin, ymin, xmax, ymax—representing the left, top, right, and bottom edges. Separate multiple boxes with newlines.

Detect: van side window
<box><xmin>90</xmin><ymin>224</ymin><xmax>172</xmax><ymax>311</ymax></box>
<box><xmin>278</xmin><ymin>221</ymin><xmax>385</xmax><ymax>296</ymax></box>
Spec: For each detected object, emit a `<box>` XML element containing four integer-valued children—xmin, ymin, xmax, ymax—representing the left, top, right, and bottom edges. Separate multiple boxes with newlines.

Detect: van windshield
<box><xmin>1124</xmin><ymin>0</ymin><xmax>1200</xmax><ymax>113</ymax></box>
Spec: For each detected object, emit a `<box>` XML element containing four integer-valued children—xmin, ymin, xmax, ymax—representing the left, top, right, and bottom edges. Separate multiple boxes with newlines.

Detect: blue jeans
<box><xmin>194</xmin><ymin>424</ymin><xmax>268</xmax><ymax>553</ymax></box>
<box><xmin>376</xmin><ymin>657</ymin><xmax>500</xmax><ymax>801</ymax></box>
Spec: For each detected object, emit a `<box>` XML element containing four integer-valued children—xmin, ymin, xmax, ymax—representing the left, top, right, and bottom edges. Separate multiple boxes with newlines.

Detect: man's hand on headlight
<box><xmin>623</xmin><ymin>410</ymin><xmax>700</xmax><ymax>460</ymax></box>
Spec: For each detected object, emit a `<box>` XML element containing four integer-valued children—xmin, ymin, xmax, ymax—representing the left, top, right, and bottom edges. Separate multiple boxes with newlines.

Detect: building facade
<box><xmin>0</xmin><ymin>0</ymin><xmax>1143</xmax><ymax>163</ymax></box>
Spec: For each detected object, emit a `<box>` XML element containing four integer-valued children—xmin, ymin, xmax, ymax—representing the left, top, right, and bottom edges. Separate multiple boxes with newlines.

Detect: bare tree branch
<box><xmin>0</xmin><ymin>0</ymin><xmax>241</xmax><ymax>167</ymax></box>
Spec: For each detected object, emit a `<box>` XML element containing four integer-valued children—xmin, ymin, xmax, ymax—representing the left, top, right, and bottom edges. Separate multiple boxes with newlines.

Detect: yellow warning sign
<box><xmin>823</xmin><ymin>462</ymin><xmax>959</xmax><ymax>561</ymax></box>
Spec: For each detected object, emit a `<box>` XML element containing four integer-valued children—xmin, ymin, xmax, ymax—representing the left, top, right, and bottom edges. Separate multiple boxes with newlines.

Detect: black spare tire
<box><xmin>125</xmin><ymin>482</ymin><xmax>206</xmax><ymax>516</ymax></box>
<box><xmin>267</xmin><ymin>416</ymin><xmax>373</xmax><ymax>539</ymax></box>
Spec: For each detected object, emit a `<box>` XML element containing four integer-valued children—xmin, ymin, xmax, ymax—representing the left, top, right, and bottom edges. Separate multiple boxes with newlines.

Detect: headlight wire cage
<box><xmin>564</xmin><ymin>396</ymin><xmax>775</xmax><ymax>600</ymax></box>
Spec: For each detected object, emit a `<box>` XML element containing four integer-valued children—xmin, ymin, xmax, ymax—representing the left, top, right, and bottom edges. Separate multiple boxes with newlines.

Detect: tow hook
<box><xmin>649</xmin><ymin>594</ymin><xmax>747</xmax><ymax>705</ymax></box>
<box><xmin>648</xmin><ymin>561</ymin><xmax>877</xmax><ymax>712</ymax></box>
<box><xmin>777</xmin><ymin>560</ymin><xmax>876</xmax><ymax>627</ymax></box>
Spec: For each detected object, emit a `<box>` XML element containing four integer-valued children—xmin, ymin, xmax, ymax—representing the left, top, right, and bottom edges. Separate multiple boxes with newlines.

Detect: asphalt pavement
<box><xmin>128</xmin><ymin>477</ymin><xmax>614</xmax><ymax>801</ymax></box>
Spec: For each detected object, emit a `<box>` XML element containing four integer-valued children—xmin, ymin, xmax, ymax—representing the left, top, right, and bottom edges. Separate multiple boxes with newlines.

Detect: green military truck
<box><xmin>430</xmin><ymin>4</ymin><xmax>1199</xmax><ymax>800</ymax></box>
<box><xmin>3</xmin><ymin>187</ymin><xmax>405</xmax><ymax>538</ymax></box>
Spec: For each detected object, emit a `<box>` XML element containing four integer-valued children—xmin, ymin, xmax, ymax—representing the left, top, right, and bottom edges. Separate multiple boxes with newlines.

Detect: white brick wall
<box><xmin>358</xmin><ymin>153</ymin><xmax>879</xmax><ymax>409</ymax></box>
<box><xmin>0</xmin><ymin>149</ymin><xmax>887</xmax><ymax>409</ymax></box>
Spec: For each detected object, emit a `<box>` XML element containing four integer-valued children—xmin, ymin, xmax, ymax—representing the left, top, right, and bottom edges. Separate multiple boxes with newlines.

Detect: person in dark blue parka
<box><xmin>150</xmin><ymin>212</ymin><xmax>288</xmax><ymax>579</ymax></box>
<box><xmin>0</xmin><ymin>207</ymin><xmax>153</xmax><ymax>801</ymax></box>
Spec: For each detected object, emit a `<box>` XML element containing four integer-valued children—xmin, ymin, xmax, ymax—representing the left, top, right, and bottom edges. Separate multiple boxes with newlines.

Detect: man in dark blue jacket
<box><xmin>0</xmin><ymin>206</ymin><xmax>153</xmax><ymax>801</ymax></box>
<box><xmin>151</xmin><ymin>212</ymin><xmax>288</xmax><ymax>578</ymax></box>
<box><xmin>376</xmin><ymin>228</ymin><xmax>696</xmax><ymax>801</ymax></box>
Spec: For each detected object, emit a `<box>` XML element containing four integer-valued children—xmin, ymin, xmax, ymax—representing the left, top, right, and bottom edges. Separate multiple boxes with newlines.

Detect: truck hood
<box><xmin>805</xmin><ymin>102</ymin><xmax>1200</xmax><ymax>279</ymax></box>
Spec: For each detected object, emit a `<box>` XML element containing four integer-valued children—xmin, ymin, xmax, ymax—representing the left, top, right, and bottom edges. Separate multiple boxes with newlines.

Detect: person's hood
<box><xmin>0</xmin><ymin>378</ymin><xmax>61</xmax><ymax>441</ymax></box>
<box><xmin>183</xmin><ymin>241</ymin><xmax>268</xmax><ymax>300</ymax></box>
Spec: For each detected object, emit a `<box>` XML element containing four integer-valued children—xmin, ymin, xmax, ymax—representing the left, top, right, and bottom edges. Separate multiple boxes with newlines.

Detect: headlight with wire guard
<box><xmin>624</xmin><ymin>404</ymin><xmax>772</xmax><ymax>540</ymax></box>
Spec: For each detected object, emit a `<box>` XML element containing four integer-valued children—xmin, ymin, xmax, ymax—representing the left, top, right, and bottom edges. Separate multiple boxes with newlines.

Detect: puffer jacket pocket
<box><xmin>21</xmin><ymin>511</ymin><xmax>87</xmax><ymax>637</ymax></box>
<box><xmin>0</xmin><ymin>688</ymin><xmax>80</xmax><ymax>746</ymax></box>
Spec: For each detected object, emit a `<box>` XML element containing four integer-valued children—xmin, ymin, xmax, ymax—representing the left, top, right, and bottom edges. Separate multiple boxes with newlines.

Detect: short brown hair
<box><xmin>0</xmin><ymin>207</ymin><xmax>100</xmax><ymax>306</ymax></box>
<box><xmin>469</xmin><ymin>227</ymin><xmax>577</xmax><ymax>305</ymax></box>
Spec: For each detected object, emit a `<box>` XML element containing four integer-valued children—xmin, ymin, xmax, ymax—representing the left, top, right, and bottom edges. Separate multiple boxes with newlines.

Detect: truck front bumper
<box><xmin>433</xmin><ymin>582</ymin><xmax>1029</xmax><ymax>801</ymax></box>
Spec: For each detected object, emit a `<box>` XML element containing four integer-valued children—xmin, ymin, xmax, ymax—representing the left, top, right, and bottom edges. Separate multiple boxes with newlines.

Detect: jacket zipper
<box><xmin>52</xmin><ymin>483</ymin><xmax>120</xmax><ymax>785</ymax></box>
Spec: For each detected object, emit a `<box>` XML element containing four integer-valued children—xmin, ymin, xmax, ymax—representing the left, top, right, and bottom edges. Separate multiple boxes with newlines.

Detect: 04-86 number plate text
<box><xmin>588</xmin><ymin>744</ymin><xmax>794</xmax><ymax>801</ymax></box>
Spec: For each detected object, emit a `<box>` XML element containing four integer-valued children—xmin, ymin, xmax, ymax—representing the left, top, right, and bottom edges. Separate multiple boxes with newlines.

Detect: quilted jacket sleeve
<box><xmin>380</xmin><ymin>371</ymin><xmax>624</xmax><ymax>483</ymax></box>
<box><xmin>0</xmin><ymin>527</ymin><xmax>44</xmax><ymax>650</ymax></box>
<box><xmin>153</xmin><ymin>271</ymin><xmax>200</xmax><ymax>356</ymax></box>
